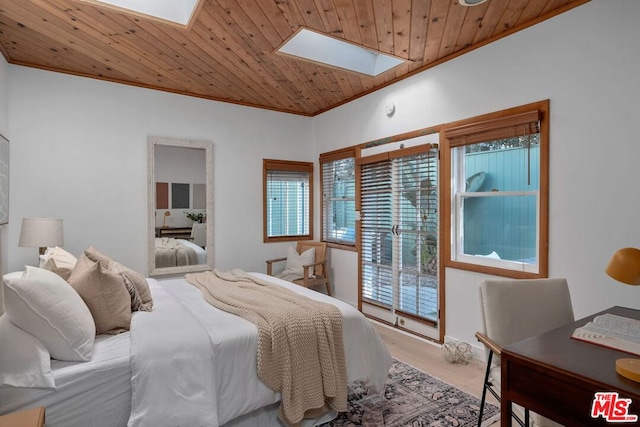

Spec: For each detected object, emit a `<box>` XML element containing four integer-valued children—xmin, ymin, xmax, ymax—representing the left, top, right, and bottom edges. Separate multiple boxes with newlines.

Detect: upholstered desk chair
<box><xmin>265</xmin><ymin>241</ymin><xmax>332</xmax><ymax>296</ymax></box>
<box><xmin>476</xmin><ymin>278</ymin><xmax>574</xmax><ymax>427</ymax></box>
<box><xmin>190</xmin><ymin>223</ymin><xmax>207</xmax><ymax>248</ymax></box>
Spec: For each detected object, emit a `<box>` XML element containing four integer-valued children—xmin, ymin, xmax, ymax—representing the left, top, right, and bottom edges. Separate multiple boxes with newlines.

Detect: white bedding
<box><xmin>0</xmin><ymin>333</ymin><xmax>131</xmax><ymax>426</ymax></box>
<box><xmin>0</xmin><ymin>273</ymin><xmax>392</xmax><ymax>427</ymax></box>
<box><xmin>176</xmin><ymin>238</ymin><xmax>207</xmax><ymax>264</ymax></box>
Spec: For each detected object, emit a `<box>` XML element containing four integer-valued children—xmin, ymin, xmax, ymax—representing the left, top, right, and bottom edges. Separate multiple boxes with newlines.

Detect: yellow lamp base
<box><xmin>616</xmin><ymin>358</ymin><xmax>640</xmax><ymax>382</ymax></box>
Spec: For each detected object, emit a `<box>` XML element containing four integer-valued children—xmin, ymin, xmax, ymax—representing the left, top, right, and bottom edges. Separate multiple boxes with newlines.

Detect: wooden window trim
<box><xmin>320</xmin><ymin>147</ymin><xmax>357</xmax><ymax>251</ymax></box>
<box><xmin>441</xmin><ymin>100</ymin><xmax>550</xmax><ymax>279</ymax></box>
<box><xmin>263</xmin><ymin>159</ymin><xmax>314</xmax><ymax>243</ymax></box>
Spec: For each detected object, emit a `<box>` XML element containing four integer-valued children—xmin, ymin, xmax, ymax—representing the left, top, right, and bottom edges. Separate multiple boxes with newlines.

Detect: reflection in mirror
<box><xmin>147</xmin><ymin>137</ymin><xmax>213</xmax><ymax>276</ymax></box>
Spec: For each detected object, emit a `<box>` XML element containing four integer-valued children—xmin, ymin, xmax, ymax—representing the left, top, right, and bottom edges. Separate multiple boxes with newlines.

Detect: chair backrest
<box><xmin>296</xmin><ymin>241</ymin><xmax>327</xmax><ymax>276</ymax></box>
<box><xmin>191</xmin><ymin>223</ymin><xmax>207</xmax><ymax>247</ymax></box>
<box><xmin>480</xmin><ymin>278</ymin><xmax>574</xmax><ymax>349</ymax></box>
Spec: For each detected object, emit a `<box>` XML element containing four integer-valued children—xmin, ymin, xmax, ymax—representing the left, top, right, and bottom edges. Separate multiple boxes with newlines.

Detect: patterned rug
<box><xmin>322</xmin><ymin>359</ymin><xmax>500</xmax><ymax>427</ymax></box>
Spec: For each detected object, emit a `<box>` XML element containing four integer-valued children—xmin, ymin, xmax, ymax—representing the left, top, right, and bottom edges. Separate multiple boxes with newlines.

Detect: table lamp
<box><xmin>605</xmin><ymin>247</ymin><xmax>640</xmax><ymax>382</ymax></box>
<box><xmin>162</xmin><ymin>210</ymin><xmax>170</xmax><ymax>228</ymax></box>
<box><xmin>18</xmin><ymin>217</ymin><xmax>64</xmax><ymax>256</ymax></box>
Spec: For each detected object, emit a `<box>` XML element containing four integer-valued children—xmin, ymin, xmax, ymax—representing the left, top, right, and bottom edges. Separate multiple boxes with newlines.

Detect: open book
<box><xmin>571</xmin><ymin>314</ymin><xmax>640</xmax><ymax>356</ymax></box>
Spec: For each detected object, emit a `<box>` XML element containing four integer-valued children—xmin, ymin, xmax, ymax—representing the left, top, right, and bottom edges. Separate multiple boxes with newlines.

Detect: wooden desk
<box><xmin>155</xmin><ymin>226</ymin><xmax>192</xmax><ymax>239</ymax></box>
<box><xmin>0</xmin><ymin>407</ymin><xmax>45</xmax><ymax>427</ymax></box>
<box><xmin>501</xmin><ymin>306</ymin><xmax>640</xmax><ymax>426</ymax></box>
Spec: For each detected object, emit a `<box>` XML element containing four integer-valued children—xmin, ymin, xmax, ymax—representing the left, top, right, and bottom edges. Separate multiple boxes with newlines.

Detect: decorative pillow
<box><xmin>68</xmin><ymin>255</ymin><xmax>132</xmax><ymax>335</ymax></box>
<box><xmin>282</xmin><ymin>246</ymin><xmax>316</xmax><ymax>278</ymax></box>
<box><xmin>39</xmin><ymin>246</ymin><xmax>78</xmax><ymax>280</ymax></box>
<box><xmin>3</xmin><ymin>267</ymin><xmax>95</xmax><ymax>362</ymax></box>
<box><xmin>84</xmin><ymin>246</ymin><xmax>153</xmax><ymax>311</ymax></box>
<box><xmin>0</xmin><ymin>315</ymin><xmax>55</xmax><ymax>389</ymax></box>
<box><xmin>120</xmin><ymin>272</ymin><xmax>146</xmax><ymax>312</ymax></box>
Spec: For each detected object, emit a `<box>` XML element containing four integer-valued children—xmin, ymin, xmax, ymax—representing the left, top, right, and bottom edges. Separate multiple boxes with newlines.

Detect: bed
<box><xmin>0</xmin><ymin>271</ymin><xmax>393</xmax><ymax>427</ymax></box>
<box><xmin>154</xmin><ymin>237</ymin><xmax>206</xmax><ymax>267</ymax></box>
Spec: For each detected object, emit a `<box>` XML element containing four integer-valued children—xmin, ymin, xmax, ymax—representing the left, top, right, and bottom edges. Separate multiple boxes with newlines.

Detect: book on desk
<box><xmin>571</xmin><ymin>313</ymin><xmax>640</xmax><ymax>356</ymax></box>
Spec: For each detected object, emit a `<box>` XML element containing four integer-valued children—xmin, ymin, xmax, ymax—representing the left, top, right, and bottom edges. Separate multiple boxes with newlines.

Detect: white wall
<box><xmin>6</xmin><ymin>66</ymin><xmax>313</xmax><ymax>275</ymax></box>
<box><xmin>0</xmin><ymin>54</ymin><xmax>7</xmax><ymax>313</ymax></box>
<box><xmin>313</xmin><ymin>0</ymin><xmax>640</xmax><ymax>352</ymax></box>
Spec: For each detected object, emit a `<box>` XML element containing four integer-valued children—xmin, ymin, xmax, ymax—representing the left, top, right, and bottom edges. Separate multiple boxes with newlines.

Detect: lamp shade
<box><xmin>606</xmin><ymin>247</ymin><xmax>640</xmax><ymax>285</ymax></box>
<box><xmin>18</xmin><ymin>218</ymin><xmax>64</xmax><ymax>249</ymax></box>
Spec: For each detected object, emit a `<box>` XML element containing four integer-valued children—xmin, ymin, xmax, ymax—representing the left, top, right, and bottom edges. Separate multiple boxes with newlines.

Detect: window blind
<box><xmin>360</xmin><ymin>158</ymin><xmax>394</xmax><ymax>308</ymax></box>
<box><xmin>445</xmin><ymin>110</ymin><xmax>541</xmax><ymax>147</ymax></box>
<box><xmin>393</xmin><ymin>150</ymin><xmax>439</xmax><ymax>320</ymax></box>
<box><xmin>263</xmin><ymin>160</ymin><xmax>313</xmax><ymax>241</ymax></box>
<box><xmin>359</xmin><ymin>145</ymin><xmax>439</xmax><ymax>321</ymax></box>
<box><xmin>321</xmin><ymin>155</ymin><xmax>355</xmax><ymax>245</ymax></box>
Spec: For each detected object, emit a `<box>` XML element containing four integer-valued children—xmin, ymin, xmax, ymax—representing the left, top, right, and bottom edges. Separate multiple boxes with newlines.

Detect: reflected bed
<box><xmin>153</xmin><ymin>237</ymin><xmax>206</xmax><ymax>268</ymax></box>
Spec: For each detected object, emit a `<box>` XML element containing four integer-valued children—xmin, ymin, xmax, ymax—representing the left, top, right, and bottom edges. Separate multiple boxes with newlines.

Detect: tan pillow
<box><xmin>120</xmin><ymin>271</ymin><xmax>146</xmax><ymax>312</ymax></box>
<box><xmin>85</xmin><ymin>246</ymin><xmax>153</xmax><ymax>311</ymax></box>
<box><xmin>68</xmin><ymin>255</ymin><xmax>131</xmax><ymax>335</ymax></box>
<box><xmin>39</xmin><ymin>246</ymin><xmax>78</xmax><ymax>280</ymax></box>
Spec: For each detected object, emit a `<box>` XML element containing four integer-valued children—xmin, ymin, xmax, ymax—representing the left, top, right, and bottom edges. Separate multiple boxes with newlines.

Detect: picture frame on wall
<box><xmin>0</xmin><ymin>133</ymin><xmax>8</xmax><ymax>225</ymax></box>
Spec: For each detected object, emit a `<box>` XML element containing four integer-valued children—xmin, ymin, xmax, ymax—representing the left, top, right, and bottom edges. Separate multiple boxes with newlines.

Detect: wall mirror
<box><xmin>147</xmin><ymin>137</ymin><xmax>214</xmax><ymax>276</ymax></box>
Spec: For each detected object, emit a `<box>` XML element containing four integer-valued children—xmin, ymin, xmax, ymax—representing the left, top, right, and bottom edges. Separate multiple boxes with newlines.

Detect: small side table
<box><xmin>0</xmin><ymin>407</ymin><xmax>45</xmax><ymax>427</ymax></box>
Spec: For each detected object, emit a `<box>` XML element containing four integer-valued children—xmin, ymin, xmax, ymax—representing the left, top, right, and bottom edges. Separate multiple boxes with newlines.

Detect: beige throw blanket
<box><xmin>154</xmin><ymin>238</ymin><xmax>198</xmax><ymax>268</ymax></box>
<box><xmin>185</xmin><ymin>269</ymin><xmax>347</xmax><ymax>426</ymax></box>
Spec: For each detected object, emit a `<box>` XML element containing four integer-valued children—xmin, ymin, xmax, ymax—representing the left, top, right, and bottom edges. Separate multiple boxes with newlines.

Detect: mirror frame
<box><xmin>147</xmin><ymin>136</ymin><xmax>214</xmax><ymax>276</ymax></box>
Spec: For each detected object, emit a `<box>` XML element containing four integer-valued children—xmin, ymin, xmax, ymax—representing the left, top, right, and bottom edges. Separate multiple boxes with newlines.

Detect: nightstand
<box><xmin>0</xmin><ymin>407</ymin><xmax>45</xmax><ymax>427</ymax></box>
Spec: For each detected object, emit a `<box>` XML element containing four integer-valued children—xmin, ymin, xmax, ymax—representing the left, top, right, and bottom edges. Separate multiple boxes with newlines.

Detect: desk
<box><xmin>155</xmin><ymin>226</ymin><xmax>192</xmax><ymax>239</ymax></box>
<box><xmin>501</xmin><ymin>306</ymin><xmax>640</xmax><ymax>427</ymax></box>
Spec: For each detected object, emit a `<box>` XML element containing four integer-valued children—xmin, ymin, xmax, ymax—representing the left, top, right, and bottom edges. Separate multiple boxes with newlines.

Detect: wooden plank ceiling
<box><xmin>0</xmin><ymin>0</ymin><xmax>589</xmax><ymax>116</ymax></box>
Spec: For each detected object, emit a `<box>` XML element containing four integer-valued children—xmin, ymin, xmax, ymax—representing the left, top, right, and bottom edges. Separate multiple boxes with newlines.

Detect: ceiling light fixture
<box><xmin>458</xmin><ymin>0</ymin><xmax>488</xmax><ymax>6</ymax></box>
<box><xmin>277</xmin><ymin>28</ymin><xmax>406</xmax><ymax>77</ymax></box>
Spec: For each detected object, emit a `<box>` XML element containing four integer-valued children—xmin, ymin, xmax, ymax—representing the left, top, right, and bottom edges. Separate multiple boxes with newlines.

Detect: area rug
<box><xmin>322</xmin><ymin>359</ymin><xmax>500</xmax><ymax>427</ymax></box>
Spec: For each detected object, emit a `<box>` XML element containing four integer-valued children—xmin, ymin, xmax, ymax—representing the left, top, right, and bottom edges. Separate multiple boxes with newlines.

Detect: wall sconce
<box><xmin>18</xmin><ymin>217</ymin><xmax>64</xmax><ymax>256</ymax></box>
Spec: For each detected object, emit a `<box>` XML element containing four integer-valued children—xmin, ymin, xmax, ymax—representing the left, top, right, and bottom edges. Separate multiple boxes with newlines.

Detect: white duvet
<box><xmin>128</xmin><ymin>273</ymin><xmax>392</xmax><ymax>427</ymax></box>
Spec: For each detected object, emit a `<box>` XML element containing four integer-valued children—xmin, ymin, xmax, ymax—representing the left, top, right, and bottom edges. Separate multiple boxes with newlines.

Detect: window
<box><xmin>442</xmin><ymin>100</ymin><xmax>549</xmax><ymax>278</ymax></box>
<box><xmin>263</xmin><ymin>159</ymin><xmax>313</xmax><ymax>242</ymax></box>
<box><xmin>320</xmin><ymin>148</ymin><xmax>356</xmax><ymax>248</ymax></box>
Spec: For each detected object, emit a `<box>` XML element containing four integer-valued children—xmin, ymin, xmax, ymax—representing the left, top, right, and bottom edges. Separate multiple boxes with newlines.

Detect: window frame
<box><xmin>263</xmin><ymin>159</ymin><xmax>314</xmax><ymax>243</ymax></box>
<box><xmin>441</xmin><ymin>100</ymin><xmax>550</xmax><ymax>279</ymax></box>
<box><xmin>319</xmin><ymin>147</ymin><xmax>358</xmax><ymax>251</ymax></box>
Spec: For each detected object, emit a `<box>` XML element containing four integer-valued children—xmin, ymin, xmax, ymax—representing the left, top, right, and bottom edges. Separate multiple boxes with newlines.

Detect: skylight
<box><xmin>277</xmin><ymin>29</ymin><xmax>406</xmax><ymax>76</ymax></box>
<box><xmin>81</xmin><ymin>0</ymin><xmax>200</xmax><ymax>27</ymax></box>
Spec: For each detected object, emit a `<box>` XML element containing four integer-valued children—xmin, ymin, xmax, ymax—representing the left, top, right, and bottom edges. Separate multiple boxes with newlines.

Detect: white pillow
<box><xmin>3</xmin><ymin>267</ymin><xmax>95</xmax><ymax>362</ymax></box>
<box><xmin>39</xmin><ymin>246</ymin><xmax>78</xmax><ymax>280</ymax></box>
<box><xmin>283</xmin><ymin>246</ymin><xmax>316</xmax><ymax>277</ymax></box>
<box><xmin>0</xmin><ymin>315</ymin><xmax>54</xmax><ymax>389</ymax></box>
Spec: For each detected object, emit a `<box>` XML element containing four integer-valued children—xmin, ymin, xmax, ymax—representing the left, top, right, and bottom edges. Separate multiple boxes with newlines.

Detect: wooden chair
<box><xmin>265</xmin><ymin>241</ymin><xmax>333</xmax><ymax>296</ymax></box>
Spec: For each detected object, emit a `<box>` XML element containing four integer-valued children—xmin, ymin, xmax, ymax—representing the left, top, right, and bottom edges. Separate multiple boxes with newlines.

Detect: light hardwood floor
<box><xmin>373</xmin><ymin>321</ymin><xmax>500</xmax><ymax>424</ymax></box>
<box><xmin>373</xmin><ymin>322</ymin><xmax>486</xmax><ymax>397</ymax></box>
